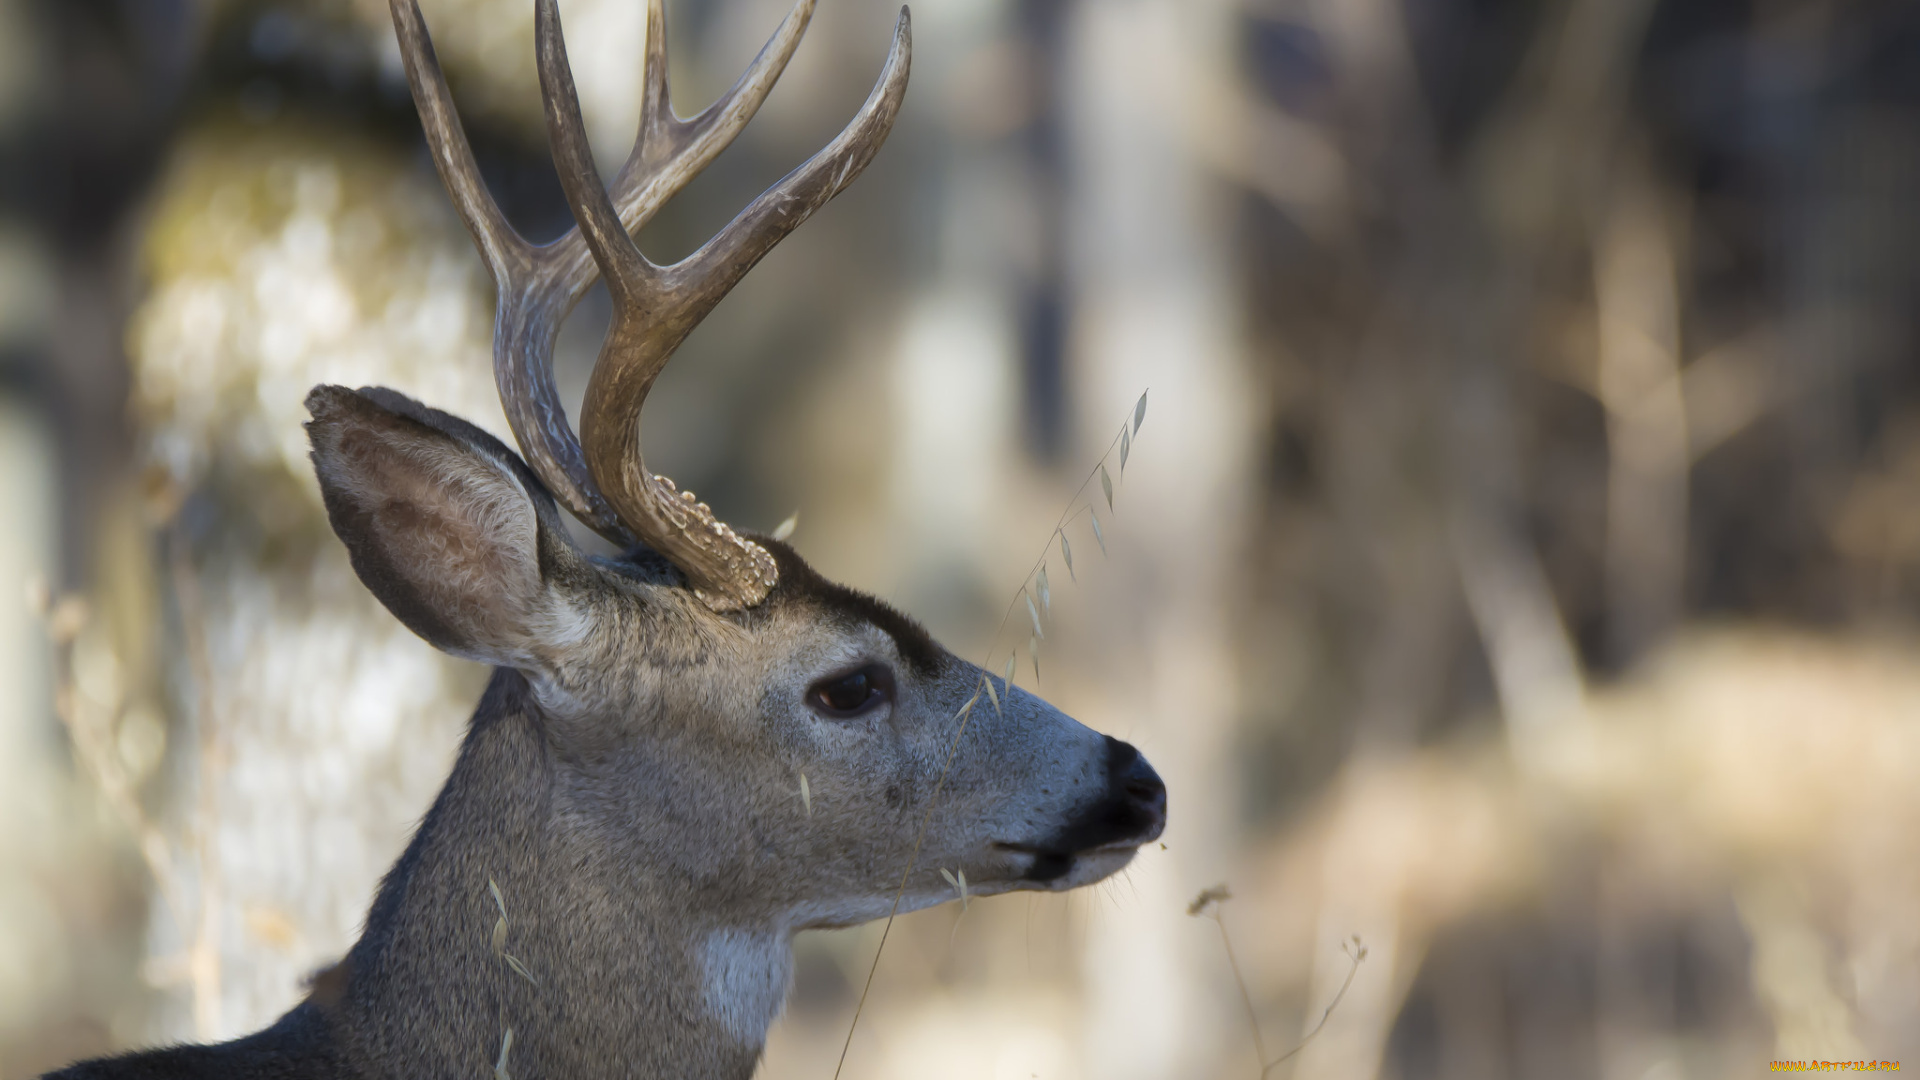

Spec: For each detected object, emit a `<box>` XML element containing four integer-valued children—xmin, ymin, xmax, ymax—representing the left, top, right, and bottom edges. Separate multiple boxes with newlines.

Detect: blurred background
<box><xmin>2</xmin><ymin>0</ymin><xmax>1918</xmax><ymax>1076</ymax></box>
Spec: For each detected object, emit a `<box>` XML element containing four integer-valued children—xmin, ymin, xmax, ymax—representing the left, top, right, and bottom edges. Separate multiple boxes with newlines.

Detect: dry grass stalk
<box><xmin>1191</xmin><ymin>886</ymin><xmax>1367</xmax><ymax>1079</ymax></box>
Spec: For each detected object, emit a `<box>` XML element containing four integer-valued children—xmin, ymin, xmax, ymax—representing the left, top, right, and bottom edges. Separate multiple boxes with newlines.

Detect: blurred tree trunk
<box><xmin>126</xmin><ymin>114</ymin><xmax>504</xmax><ymax>1037</ymax></box>
<box><xmin>1066</xmin><ymin>0</ymin><xmax>1255</xmax><ymax>1076</ymax></box>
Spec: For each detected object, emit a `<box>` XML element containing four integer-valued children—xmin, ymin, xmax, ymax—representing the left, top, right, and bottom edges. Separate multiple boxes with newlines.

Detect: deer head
<box><xmin>45</xmin><ymin>1</ymin><xmax>1163</xmax><ymax>1077</ymax></box>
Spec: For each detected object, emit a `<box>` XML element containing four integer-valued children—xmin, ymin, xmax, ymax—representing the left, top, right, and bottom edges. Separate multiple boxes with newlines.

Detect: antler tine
<box><xmin>648</xmin><ymin>9</ymin><xmax>910</xmax><ymax>327</ymax></box>
<box><xmin>614</xmin><ymin>0</ymin><xmax>817</xmax><ymax>205</ymax></box>
<box><xmin>389</xmin><ymin>0</ymin><xmax>533</xmax><ymax>284</ymax></box>
<box><xmin>391</xmin><ymin>0</ymin><xmax>628</xmax><ymax>537</ymax></box>
<box><xmin>535</xmin><ymin>0</ymin><xmax>658</xmax><ymax>310</ymax></box>
<box><xmin>574</xmin><ymin>6</ymin><xmax>911</xmax><ymax>610</ymax></box>
<box><xmin>484</xmin><ymin>0</ymin><xmax>822</xmax><ymax>544</ymax></box>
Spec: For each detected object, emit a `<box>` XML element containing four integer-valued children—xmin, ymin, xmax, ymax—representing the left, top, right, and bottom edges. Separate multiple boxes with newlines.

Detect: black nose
<box><xmin>1106</xmin><ymin>735</ymin><xmax>1167</xmax><ymax>829</ymax></box>
<box><xmin>1016</xmin><ymin>736</ymin><xmax>1171</xmax><ymax>882</ymax></box>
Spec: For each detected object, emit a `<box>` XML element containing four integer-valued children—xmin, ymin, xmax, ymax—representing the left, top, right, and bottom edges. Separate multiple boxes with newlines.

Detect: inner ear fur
<box><xmin>305</xmin><ymin>384</ymin><xmax>583</xmax><ymax>667</ymax></box>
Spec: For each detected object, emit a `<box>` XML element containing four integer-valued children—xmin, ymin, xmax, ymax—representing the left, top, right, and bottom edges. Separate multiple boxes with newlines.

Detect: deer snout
<box><xmin>1002</xmin><ymin>734</ymin><xmax>1167</xmax><ymax>883</ymax></box>
<box><xmin>1108</xmin><ymin>735</ymin><xmax>1167</xmax><ymax>842</ymax></box>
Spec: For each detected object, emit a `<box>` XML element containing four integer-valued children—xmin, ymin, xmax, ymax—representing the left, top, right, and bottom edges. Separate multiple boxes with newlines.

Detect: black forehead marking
<box><xmin>597</xmin><ymin>536</ymin><xmax>947</xmax><ymax>676</ymax></box>
<box><xmin>757</xmin><ymin>538</ymin><xmax>947</xmax><ymax>678</ymax></box>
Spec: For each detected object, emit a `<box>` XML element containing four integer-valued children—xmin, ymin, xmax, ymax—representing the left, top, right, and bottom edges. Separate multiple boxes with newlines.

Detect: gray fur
<box><xmin>44</xmin><ymin>387</ymin><xmax>1165</xmax><ymax>1080</ymax></box>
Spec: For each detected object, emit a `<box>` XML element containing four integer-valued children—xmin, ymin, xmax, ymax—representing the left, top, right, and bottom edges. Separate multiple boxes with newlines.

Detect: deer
<box><xmin>48</xmin><ymin>0</ymin><xmax>1165</xmax><ymax>1077</ymax></box>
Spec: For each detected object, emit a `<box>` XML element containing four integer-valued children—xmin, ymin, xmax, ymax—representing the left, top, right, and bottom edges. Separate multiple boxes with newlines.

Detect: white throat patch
<box><xmin>700</xmin><ymin>927</ymin><xmax>794</xmax><ymax>1044</ymax></box>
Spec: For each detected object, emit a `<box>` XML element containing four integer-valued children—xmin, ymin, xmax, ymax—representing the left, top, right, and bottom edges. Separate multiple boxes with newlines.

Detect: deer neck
<box><xmin>325</xmin><ymin>669</ymin><xmax>787</xmax><ymax>1080</ymax></box>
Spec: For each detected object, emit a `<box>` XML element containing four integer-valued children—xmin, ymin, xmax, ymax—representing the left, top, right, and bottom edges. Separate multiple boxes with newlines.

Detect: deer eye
<box><xmin>808</xmin><ymin>664</ymin><xmax>893</xmax><ymax>718</ymax></box>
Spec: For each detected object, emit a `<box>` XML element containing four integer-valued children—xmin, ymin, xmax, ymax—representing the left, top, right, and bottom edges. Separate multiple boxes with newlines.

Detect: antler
<box><xmin>389</xmin><ymin>0</ymin><xmax>911</xmax><ymax>610</ymax></box>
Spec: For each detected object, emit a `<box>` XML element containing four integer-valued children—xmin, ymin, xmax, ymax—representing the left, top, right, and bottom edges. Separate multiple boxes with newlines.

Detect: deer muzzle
<box><xmin>998</xmin><ymin>735</ymin><xmax>1167</xmax><ymax>883</ymax></box>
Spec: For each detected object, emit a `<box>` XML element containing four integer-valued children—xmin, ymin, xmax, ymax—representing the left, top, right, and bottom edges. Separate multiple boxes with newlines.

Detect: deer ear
<box><xmin>305</xmin><ymin>384</ymin><xmax>578</xmax><ymax>669</ymax></box>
